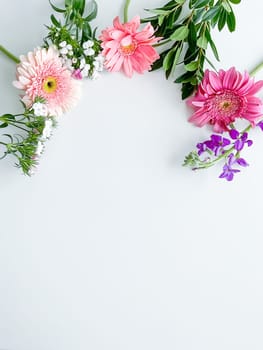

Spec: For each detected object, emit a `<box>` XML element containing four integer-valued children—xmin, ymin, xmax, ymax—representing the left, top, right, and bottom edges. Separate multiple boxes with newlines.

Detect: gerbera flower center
<box><xmin>119</xmin><ymin>41</ymin><xmax>137</xmax><ymax>56</ymax></box>
<box><xmin>210</xmin><ymin>91</ymin><xmax>243</xmax><ymax>118</ymax></box>
<box><xmin>42</xmin><ymin>76</ymin><xmax>57</xmax><ymax>94</ymax></box>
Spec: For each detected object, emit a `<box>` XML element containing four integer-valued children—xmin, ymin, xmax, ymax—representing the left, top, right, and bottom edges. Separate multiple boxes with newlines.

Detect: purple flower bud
<box><xmin>219</xmin><ymin>153</ymin><xmax>241</xmax><ymax>181</ymax></box>
<box><xmin>257</xmin><ymin>121</ymin><xmax>263</xmax><ymax>131</ymax></box>
<box><xmin>234</xmin><ymin>139</ymin><xmax>243</xmax><ymax>151</ymax></box>
<box><xmin>241</xmin><ymin>132</ymin><xmax>248</xmax><ymax>142</ymax></box>
<box><xmin>229</xmin><ymin>129</ymin><xmax>239</xmax><ymax>139</ymax></box>
<box><xmin>236</xmin><ymin>157</ymin><xmax>249</xmax><ymax>167</ymax></box>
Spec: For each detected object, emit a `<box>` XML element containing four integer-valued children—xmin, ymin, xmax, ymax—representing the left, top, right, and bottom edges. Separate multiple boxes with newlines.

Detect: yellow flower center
<box><xmin>220</xmin><ymin>100</ymin><xmax>231</xmax><ymax>111</ymax></box>
<box><xmin>119</xmin><ymin>42</ymin><xmax>137</xmax><ymax>56</ymax></box>
<box><xmin>42</xmin><ymin>76</ymin><xmax>57</xmax><ymax>94</ymax></box>
<box><xmin>211</xmin><ymin>92</ymin><xmax>242</xmax><ymax>118</ymax></box>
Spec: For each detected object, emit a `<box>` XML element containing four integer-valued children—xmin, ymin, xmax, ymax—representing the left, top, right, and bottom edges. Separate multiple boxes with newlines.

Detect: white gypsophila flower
<box><xmin>41</xmin><ymin>119</ymin><xmax>54</xmax><ymax>140</ymax></box>
<box><xmin>81</xmin><ymin>64</ymin><xmax>91</xmax><ymax>78</ymax></box>
<box><xmin>93</xmin><ymin>60</ymin><xmax>104</xmax><ymax>72</ymax></box>
<box><xmin>66</xmin><ymin>44</ymin><xmax>72</xmax><ymax>50</ymax></box>
<box><xmin>60</xmin><ymin>47</ymin><xmax>68</xmax><ymax>55</ymax></box>
<box><xmin>35</xmin><ymin>141</ymin><xmax>45</xmax><ymax>156</ymax></box>
<box><xmin>82</xmin><ymin>70</ymin><xmax>89</xmax><ymax>78</ymax></box>
<box><xmin>95</xmin><ymin>54</ymin><xmax>104</xmax><ymax>63</ymax></box>
<box><xmin>84</xmin><ymin>48</ymin><xmax>95</xmax><ymax>56</ymax></box>
<box><xmin>68</xmin><ymin>50</ymin><xmax>73</xmax><ymax>56</ymax></box>
<box><xmin>63</xmin><ymin>58</ymin><xmax>73</xmax><ymax>71</ymax></box>
<box><xmin>79</xmin><ymin>58</ymin><xmax>86</xmax><ymax>69</ymax></box>
<box><xmin>94</xmin><ymin>54</ymin><xmax>104</xmax><ymax>71</ymax></box>
<box><xmin>83</xmin><ymin>40</ymin><xmax>94</xmax><ymax>49</ymax></box>
<box><xmin>32</xmin><ymin>102</ymin><xmax>48</xmax><ymax>117</ymax></box>
<box><xmin>84</xmin><ymin>63</ymin><xmax>91</xmax><ymax>71</ymax></box>
<box><xmin>72</xmin><ymin>57</ymin><xmax>78</xmax><ymax>64</ymax></box>
<box><xmin>59</xmin><ymin>41</ymin><xmax>67</xmax><ymax>48</ymax></box>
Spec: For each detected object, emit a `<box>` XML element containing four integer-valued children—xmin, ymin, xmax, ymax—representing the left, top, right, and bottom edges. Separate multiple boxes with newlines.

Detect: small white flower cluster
<box><xmin>29</xmin><ymin>102</ymin><xmax>55</xmax><ymax>175</ymax></box>
<box><xmin>35</xmin><ymin>118</ymin><xmax>53</xmax><ymax>156</ymax></box>
<box><xmin>91</xmin><ymin>54</ymin><xmax>104</xmax><ymax>80</ymax></box>
<box><xmin>32</xmin><ymin>102</ymin><xmax>48</xmax><ymax>117</ymax></box>
<box><xmin>59</xmin><ymin>40</ymin><xmax>73</xmax><ymax>56</ymax></box>
<box><xmin>83</xmin><ymin>40</ymin><xmax>95</xmax><ymax>56</ymax></box>
<box><xmin>57</xmin><ymin>39</ymin><xmax>104</xmax><ymax>79</ymax></box>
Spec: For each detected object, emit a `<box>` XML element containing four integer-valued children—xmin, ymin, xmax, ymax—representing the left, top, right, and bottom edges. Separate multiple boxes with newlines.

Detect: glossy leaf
<box><xmin>181</xmin><ymin>82</ymin><xmax>196</xmax><ymax>99</ymax></box>
<box><xmin>193</xmin><ymin>0</ymin><xmax>211</xmax><ymax>9</ymax></box>
<box><xmin>170</xmin><ymin>45</ymin><xmax>183</xmax><ymax>76</ymax></box>
<box><xmin>175</xmin><ymin>71</ymin><xmax>195</xmax><ymax>83</ymax></box>
<box><xmin>163</xmin><ymin>47</ymin><xmax>177</xmax><ymax>71</ymax></box>
<box><xmin>222</xmin><ymin>1</ymin><xmax>232</xmax><ymax>12</ymax></box>
<box><xmin>73</xmin><ymin>0</ymin><xmax>86</xmax><ymax>15</ymax></box>
<box><xmin>50</xmin><ymin>14</ymin><xmax>61</xmax><ymax>27</ymax></box>
<box><xmin>205</xmin><ymin>30</ymin><xmax>219</xmax><ymax>61</ymax></box>
<box><xmin>84</xmin><ymin>0</ymin><xmax>97</xmax><ymax>22</ymax></box>
<box><xmin>170</xmin><ymin>25</ymin><xmax>189</xmax><ymax>41</ymax></box>
<box><xmin>226</xmin><ymin>11</ymin><xmax>236</xmax><ymax>32</ymax></box>
<box><xmin>2</xmin><ymin>114</ymin><xmax>15</xmax><ymax>120</ymax></box>
<box><xmin>188</xmin><ymin>21</ymin><xmax>197</xmax><ymax>48</ymax></box>
<box><xmin>48</xmin><ymin>0</ymin><xmax>66</xmax><ymax>13</ymax></box>
<box><xmin>218</xmin><ymin>8</ymin><xmax>227</xmax><ymax>31</ymax></box>
<box><xmin>185</xmin><ymin>61</ymin><xmax>198</xmax><ymax>71</ymax></box>
<box><xmin>197</xmin><ymin>34</ymin><xmax>208</xmax><ymax>49</ymax></box>
<box><xmin>202</xmin><ymin>5</ymin><xmax>220</xmax><ymax>21</ymax></box>
<box><xmin>0</xmin><ymin>123</ymin><xmax>8</xmax><ymax>128</ymax></box>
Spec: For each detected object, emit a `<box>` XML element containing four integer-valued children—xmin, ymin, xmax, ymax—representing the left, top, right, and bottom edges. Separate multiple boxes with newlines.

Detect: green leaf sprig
<box><xmin>44</xmin><ymin>0</ymin><xmax>103</xmax><ymax>79</ymax></box>
<box><xmin>142</xmin><ymin>0</ymin><xmax>240</xmax><ymax>99</ymax></box>
<box><xmin>0</xmin><ymin>100</ymin><xmax>55</xmax><ymax>175</ymax></box>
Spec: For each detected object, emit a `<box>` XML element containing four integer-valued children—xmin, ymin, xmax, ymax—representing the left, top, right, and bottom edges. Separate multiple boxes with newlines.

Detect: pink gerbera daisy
<box><xmin>188</xmin><ymin>67</ymin><xmax>263</xmax><ymax>132</ymax></box>
<box><xmin>13</xmin><ymin>46</ymin><xmax>81</xmax><ymax>116</ymax></box>
<box><xmin>100</xmin><ymin>16</ymin><xmax>160</xmax><ymax>77</ymax></box>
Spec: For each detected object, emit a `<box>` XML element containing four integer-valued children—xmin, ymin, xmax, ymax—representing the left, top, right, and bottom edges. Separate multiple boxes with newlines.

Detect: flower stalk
<box><xmin>0</xmin><ymin>45</ymin><xmax>19</xmax><ymax>63</ymax></box>
<box><xmin>250</xmin><ymin>61</ymin><xmax>263</xmax><ymax>77</ymax></box>
<box><xmin>123</xmin><ymin>0</ymin><xmax>131</xmax><ymax>23</ymax></box>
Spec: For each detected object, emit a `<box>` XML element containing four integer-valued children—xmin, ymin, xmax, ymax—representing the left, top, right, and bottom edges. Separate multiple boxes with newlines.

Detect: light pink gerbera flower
<box><xmin>100</xmin><ymin>16</ymin><xmax>160</xmax><ymax>77</ymax></box>
<box><xmin>188</xmin><ymin>67</ymin><xmax>263</xmax><ymax>132</ymax></box>
<box><xmin>13</xmin><ymin>46</ymin><xmax>81</xmax><ymax>116</ymax></box>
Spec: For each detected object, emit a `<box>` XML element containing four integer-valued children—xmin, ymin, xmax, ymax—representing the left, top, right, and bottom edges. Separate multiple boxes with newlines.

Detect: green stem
<box><xmin>123</xmin><ymin>0</ymin><xmax>131</xmax><ymax>23</ymax></box>
<box><xmin>0</xmin><ymin>45</ymin><xmax>19</xmax><ymax>64</ymax></box>
<box><xmin>250</xmin><ymin>61</ymin><xmax>263</xmax><ymax>77</ymax></box>
<box><xmin>153</xmin><ymin>39</ymin><xmax>171</xmax><ymax>48</ymax></box>
<box><xmin>8</xmin><ymin>123</ymin><xmax>29</xmax><ymax>133</ymax></box>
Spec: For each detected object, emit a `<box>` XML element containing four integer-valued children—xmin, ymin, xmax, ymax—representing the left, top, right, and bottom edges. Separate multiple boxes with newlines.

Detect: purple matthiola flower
<box><xmin>229</xmin><ymin>129</ymin><xmax>253</xmax><ymax>151</ymax></box>
<box><xmin>196</xmin><ymin>134</ymin><xmax>230</xmax><ymax>156</ymax></box>
<box><xmin>219</xmin><ymin>153</ymin><xmax>249</xmax><ymax>181</ymax></box>
<box><xmin>257</xmin><ymin>120</ymin><xmax>263</xmax><ymax>131</ymax></box>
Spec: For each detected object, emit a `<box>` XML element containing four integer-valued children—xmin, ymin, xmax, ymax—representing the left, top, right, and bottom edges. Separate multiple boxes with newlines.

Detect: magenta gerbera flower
<box><xmin>13</xmin><ymin>46</ymin><xmax>81</xmax><ymax>116</ymax></box>
<box><xmin>100</xmin><ymin>16</ymin><xmax>160</xmax><ymax>77</ymax></box>
<box><xmin>188</xmin><ymin>67</ymin><xmax>263</xmax><ymax>132</ymax></box>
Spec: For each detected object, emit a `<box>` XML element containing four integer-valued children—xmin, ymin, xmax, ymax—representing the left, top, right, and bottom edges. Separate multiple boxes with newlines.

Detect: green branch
<box><xmin>0</xmin><ymin>45</ymin><xmax>19</xmax><ymax>64</ymax></box>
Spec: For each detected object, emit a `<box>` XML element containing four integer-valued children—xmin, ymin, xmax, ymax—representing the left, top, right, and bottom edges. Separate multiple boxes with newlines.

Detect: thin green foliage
<box><xmin>142</xmin><ymin>0</ymin><xmax>240</xmax><ymax>99</ymax></box>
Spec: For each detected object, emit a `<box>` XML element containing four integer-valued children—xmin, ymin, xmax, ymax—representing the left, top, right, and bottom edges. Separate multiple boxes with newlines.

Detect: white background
<box><xmin>1</xmin><ymin>1</ymin><xmax>263</xmax><ymax>349</ymax></box>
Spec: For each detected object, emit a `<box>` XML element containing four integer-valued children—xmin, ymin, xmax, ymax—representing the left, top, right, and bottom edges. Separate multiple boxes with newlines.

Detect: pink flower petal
<box><xmin>120</xmin><ymin>35</ymin><xmax>133</xmax><ymax>47</ymax></box>
<box><xmin>100</xmin><ymin>15</ymin><xmax>159</xmax><ymax>77</ymax></box>
<box><xmin>123</xmin><ymin>57</ymin><xmax>133</xmax><ymax>77</ymax></box>
<box><xmin>208</xmin><ymin>71</ymin><xmax>223</xmax><ymax>92</ymax></box>
<box><xmin>188</xmin><ymin>67</ymin><xmax>263</xmax><ymax>131</ymax></box>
